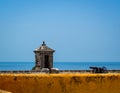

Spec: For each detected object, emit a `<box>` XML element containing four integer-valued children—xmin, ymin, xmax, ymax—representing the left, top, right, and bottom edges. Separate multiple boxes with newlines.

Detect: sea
<box><xmin>0</xmin><ymin>62</ymin><xmax>120</xmax><ymax>71</ymax></box>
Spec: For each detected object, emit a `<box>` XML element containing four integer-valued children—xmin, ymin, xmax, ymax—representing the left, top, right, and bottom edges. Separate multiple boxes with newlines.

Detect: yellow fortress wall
<box><xmin>0</xmin><ymin>73</ymin><xmax>120</xmax><ymax>93</ymax></box>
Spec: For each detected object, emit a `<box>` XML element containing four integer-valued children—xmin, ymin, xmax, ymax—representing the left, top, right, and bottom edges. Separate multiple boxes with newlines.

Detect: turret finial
<box><xmin>42</xmin><ymin>41</ymin><xmax>46</xmax><ymax>46</ymax></box>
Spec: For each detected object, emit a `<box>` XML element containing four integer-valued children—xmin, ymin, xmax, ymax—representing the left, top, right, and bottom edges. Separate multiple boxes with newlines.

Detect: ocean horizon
<box><xmin>0</xmin><ymin>62</ymin><xmax>120</xmax><ymax>71</ymax></box>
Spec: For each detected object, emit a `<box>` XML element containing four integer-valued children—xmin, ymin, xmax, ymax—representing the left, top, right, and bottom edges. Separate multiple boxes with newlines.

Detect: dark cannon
<box><xmin>90</xmin><ymin>66</ymin><xmax>108</xmax><ymax>73</ymax></box>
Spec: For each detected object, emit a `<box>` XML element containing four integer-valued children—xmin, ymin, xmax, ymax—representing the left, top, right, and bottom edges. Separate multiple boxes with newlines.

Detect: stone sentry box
<box><xmin>33</xmin><ymin>41</ymin><xmax>55</xmax><ymax>70</ymax></box>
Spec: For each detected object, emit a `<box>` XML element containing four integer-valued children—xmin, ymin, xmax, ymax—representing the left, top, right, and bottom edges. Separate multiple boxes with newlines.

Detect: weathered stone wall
<box><xmin>0</xmin><ymin>70</ymin><xmax>120</xmax><ymax>73</ymax></box>
<box><xmin>0</xmin><ymin>73</ymin><xmax>120</xmax><ymax>93</ymax></box>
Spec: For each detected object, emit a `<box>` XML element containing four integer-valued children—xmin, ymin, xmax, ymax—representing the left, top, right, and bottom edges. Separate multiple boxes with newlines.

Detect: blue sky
<box><xmin>0</xmin><ymin>0</ymin><xmax>120</xmax><ymax>62</ymax></box>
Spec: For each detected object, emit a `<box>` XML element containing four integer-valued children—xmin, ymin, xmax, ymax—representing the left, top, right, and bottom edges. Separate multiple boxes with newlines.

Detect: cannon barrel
<box><xmin>89</xmin><ymin>66</ymin><xmax>107</xmax><ymax>73</ymax></box>
<box><xmin>90</xmin><ymin>66</ymin><xmax>98</xmax><ymax>69</ymax></box>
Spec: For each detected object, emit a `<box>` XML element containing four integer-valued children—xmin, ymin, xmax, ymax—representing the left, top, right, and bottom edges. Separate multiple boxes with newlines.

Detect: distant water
<box><xmin>0</xmin><ymin>62</ymin><xmax>120</xmax><ymax>71</ymax></box>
